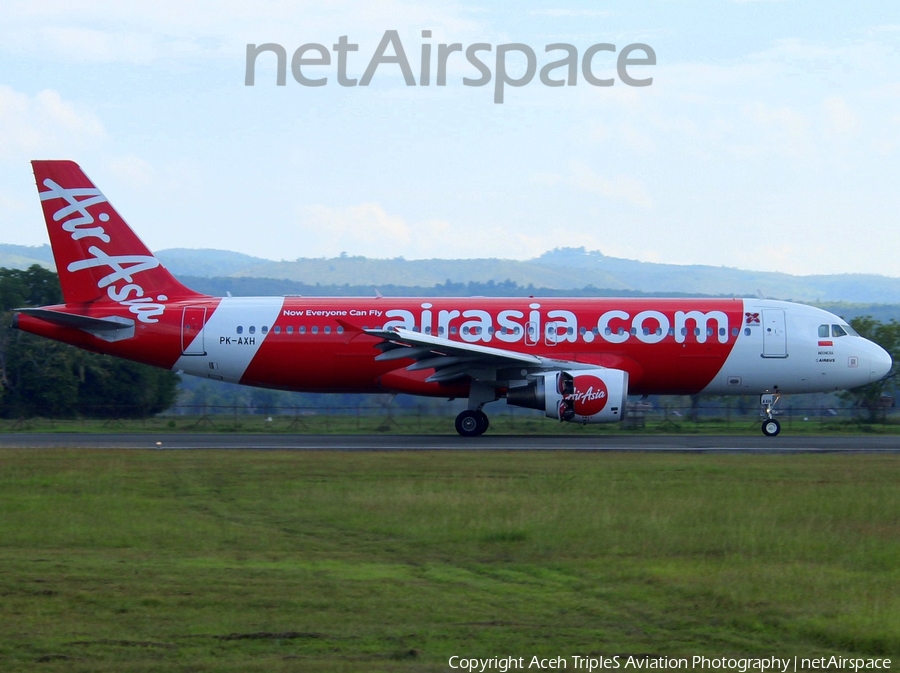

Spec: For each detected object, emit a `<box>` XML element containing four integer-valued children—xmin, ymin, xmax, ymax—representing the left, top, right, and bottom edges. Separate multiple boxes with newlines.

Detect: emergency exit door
<box><xmin>181</xmin><ymin>306</ymin><xmax>207</xmax><ymax>355</ymax></box>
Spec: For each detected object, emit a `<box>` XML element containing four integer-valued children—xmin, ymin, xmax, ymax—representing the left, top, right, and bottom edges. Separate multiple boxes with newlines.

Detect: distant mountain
<box><xmin>532</xmin><ymin>247</ymin><xmax>900</xmax><ymax>304</ymax></box>
<box><xmin>3</xmin><ymin>243</ymin><xmax>900</xmax><ymax>304</ymax></box>
<box><xmin>0</xmin><ymin>244</ymin><xmax>53</xmax><ymax>270</ymax></box>
<box><xmin>219</xmin><ymin>247</ymin><xmax>900</xmax><ymax>304</ymax></box>
<box><xmin>155</xmin><ymin>248</ymin><xmax>272</xmax><ymax>278</ymax></box>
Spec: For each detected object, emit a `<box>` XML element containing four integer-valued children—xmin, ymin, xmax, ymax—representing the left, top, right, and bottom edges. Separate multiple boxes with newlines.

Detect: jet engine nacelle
<box><xmin>506</xmin><ymin>368</ymin><xmax>629</xmax><ymax>423</ymax></box>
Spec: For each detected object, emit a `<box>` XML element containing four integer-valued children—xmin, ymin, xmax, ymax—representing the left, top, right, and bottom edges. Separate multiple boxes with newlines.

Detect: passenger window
<box><xmin>832</xmin><ymin>324</ymin><xmax>847</xmax><ymax>337</ymax></box>
<box><xmin>237</xmin><ymin>326</ymin><xmax>243</xmax><ymax>334</ymax></box>
<box><xmin>312</xmin><ymin>326</ymin><xmax>319</xmax><ymax>335</ymax></box>
<box><xmin>249</xmin><ymin>326</ymin><xmax>256</xmax><ymax>335</ymax></box>
<box><xmin>438</xmin><ymin>326</ymin><xmax>445</xmax><ymax>335</ymax></box>
<box><xmin>324</xmin><ymin>326</ymin><xmax>331</xmax><ymax>334</ymax></box>
<box><xmin>818</xmin><ymin>324</ymin><xmax>829</xmax><ymax>338</ymax></box>
<box><xmin>299</xmin><ymin>326</ymin><xmax>306</xmax><ymax>335</ymax></box>
<box><xmin>731</xmin><ymin>328</ymin><xmax>738</xmax><ymax>337</ymax></box>
<box><xmin>337</xmin><ymin>326</ymin><xmax>344</xmax><ymax>334</ymax></box>
<box><xmin>744</xmin><ymin>328</ymin><xmax>751</xmax><ymax>336</ymax></box>
<box><xmin>261</xmin><ymin>326</ymin><xmax>268</xmax><ymax>335</ymax></box>
<box><xmin>450</xmin><ymin>327</ymin><xmax>458</xmax><ymax>335</ymax></box>
<box><xmin>287</xmin><ymin>326</ymin><xmax>293</xmax><ymax>335</ymax></box>
<box><xmin>274</xmin><ymin>326</ymin><xmax>281</xmax><ymax>335</ymax></box>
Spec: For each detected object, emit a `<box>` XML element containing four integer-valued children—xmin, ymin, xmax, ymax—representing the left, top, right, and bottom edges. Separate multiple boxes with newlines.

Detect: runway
<box><xmin>0</xmin><ymin>433</ymin><xmax>899</xmax><ymax>452</ymax></box>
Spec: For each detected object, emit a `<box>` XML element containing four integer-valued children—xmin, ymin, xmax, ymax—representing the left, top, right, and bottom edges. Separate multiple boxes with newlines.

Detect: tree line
<box><xmin>0</xmin><ymin>266</ymin><xmax>178</xmax><ymax>419</ymax></box>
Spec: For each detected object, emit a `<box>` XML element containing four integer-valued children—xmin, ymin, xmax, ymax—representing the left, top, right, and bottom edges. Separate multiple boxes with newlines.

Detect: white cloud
<box><xmin>529</xmin><ymin>9</ymin><xmax>616</xmax><ymax>18</ymax></box>
<box><xmin>0</xmin><ymin>86</ymin><xmax>105</xmax><ymax>157</ymax></box>
<box><xmin>107</xmin><ymin>155</ymin><xmax>156</xmax><ymax>188</ymax></box>
<box><xmin>567</xmin><ymin>161</ymin><xmax>653</xmax><ymax>209</ymax></box>
<box><xmin>35</xmin><ymin>26</ymin><xmax>157</xmax><ymax>63</ymax></box>
<box><xmin>0</xmin><ymin>0</ymin><xmax>485</xmax><ymax>63</ymax></box>
<box><xmin>822</xmin><ymin>96</ymin><xmax>859</xmax><ymax>136</ymax></box>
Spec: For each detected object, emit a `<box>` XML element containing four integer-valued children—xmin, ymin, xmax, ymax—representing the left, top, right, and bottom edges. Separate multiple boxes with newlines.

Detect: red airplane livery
<box><xmin>14</xmin><ymin>161</ymin><xmax>892</xmax><ymax>436</ymax></box>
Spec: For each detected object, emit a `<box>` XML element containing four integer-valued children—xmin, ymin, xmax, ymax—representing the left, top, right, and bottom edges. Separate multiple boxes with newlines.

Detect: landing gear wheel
<box><xmin>476</xmin><ymin>410</ymin><xmax>489</xmax><ymax>434</ymax></box>
<box><xmin>761</xmin><ymin>419</ymin><xmax>781</xmax><ymax>437</ymax></box>
<box><xmin>456</xmin><ymin>410</ymin><xmax>488</xmax><ymax>437</ymax></box>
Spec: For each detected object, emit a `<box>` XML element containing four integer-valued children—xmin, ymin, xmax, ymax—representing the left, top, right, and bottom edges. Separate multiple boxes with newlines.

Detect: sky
<box><xmin>0</xmin><ymin>0</ymin><xmax>898</xmax><ymax>276</ymax></box>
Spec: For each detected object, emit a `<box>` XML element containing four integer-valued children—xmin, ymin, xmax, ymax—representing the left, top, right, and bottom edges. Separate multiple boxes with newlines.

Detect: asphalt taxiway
<box><xmin>0</xmin><ymin>433</ymin><xmax>898</xmax><ymax>452</ymax></box>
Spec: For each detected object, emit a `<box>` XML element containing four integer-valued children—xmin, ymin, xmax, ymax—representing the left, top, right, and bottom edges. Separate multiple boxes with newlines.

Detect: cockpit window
<box><xmin>843</xmin><ymin>324</ymin><xmax>859</xmax><ymax>337</ymax></box>
<box><xmin>831</xmin><ymin>324</ymin><xmax>847</xmax><ymax>338</ymax></box>
<box><xmin>818</xmin><ymin>324</ymin><xmax>829</xmax><ymax>338</ymax></box>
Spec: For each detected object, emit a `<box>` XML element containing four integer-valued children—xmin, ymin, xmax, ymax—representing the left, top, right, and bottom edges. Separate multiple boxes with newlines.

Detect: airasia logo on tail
<box><xmin>39</xmin><ymin>179</ymin><xmax>167</xmax><ymax>323</ymax></box>
<box><xmin>568</xmin><ymin>375</ymin><xmax>608</xmax><ymax>416</ymax></box>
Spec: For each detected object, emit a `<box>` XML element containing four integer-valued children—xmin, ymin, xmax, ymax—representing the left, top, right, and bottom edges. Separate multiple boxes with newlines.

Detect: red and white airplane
<box><xmin>14</xmin><ymin>161</ymin><xmax>893</xmax><ymax>436</ymax></box>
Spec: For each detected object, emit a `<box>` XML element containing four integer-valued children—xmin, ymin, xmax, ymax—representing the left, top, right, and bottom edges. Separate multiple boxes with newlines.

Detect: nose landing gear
<box><xmin>760</xmin><ymin>393</ymin><xmax>781</xmax><ymax>436</ymax></box>
<box><xmin>762</xmin><ymin>418</ymin><xmax>781</xmax><ymax>437</ymax></box>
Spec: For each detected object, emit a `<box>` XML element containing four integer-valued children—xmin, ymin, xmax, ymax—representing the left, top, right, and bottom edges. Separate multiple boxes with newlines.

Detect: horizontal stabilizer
<box><xmin>15</xmin><ymin>308</ymin><xmax>135</xmax><ymax>342</ymax></box>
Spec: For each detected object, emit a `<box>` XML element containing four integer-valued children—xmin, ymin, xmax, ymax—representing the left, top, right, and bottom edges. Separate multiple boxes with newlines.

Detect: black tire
<box><xmin>475</xmin><ymin>410</ymin><xmax>489</xmax><ymax>434</ymax></box>
<box><xmin>456</xmin><ymin>410</ymin><xmax>486</xmax><ymax>437</ymax></box>
<box><xmin>761</xmin><ymin>419</ymin><xmax>781</xmax><ymax>437</ymax></box>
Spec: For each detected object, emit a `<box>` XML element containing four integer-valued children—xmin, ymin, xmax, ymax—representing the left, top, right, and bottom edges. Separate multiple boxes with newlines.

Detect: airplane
<box><xmin>12</xmin><ymin>160</ymin><xmax>893</xmax><ymax>437</ymax></box>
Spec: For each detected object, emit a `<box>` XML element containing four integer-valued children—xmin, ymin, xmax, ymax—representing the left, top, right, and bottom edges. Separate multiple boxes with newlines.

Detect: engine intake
<box><xmin>506</xmin><ymin>368</ymin><xmax>629</xmax><ymax>423</ymax></box>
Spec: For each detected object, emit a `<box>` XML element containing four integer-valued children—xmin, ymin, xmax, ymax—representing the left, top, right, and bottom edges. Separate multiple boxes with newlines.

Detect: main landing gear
<box><xmin>760</xmin><ymin>393</ymin><xmax>781</xmax><ymax>437</ymax></box>
<box><xmin>455</xmin><ymin>381</ymin><xmax>496</xmax><ymax>437</ymax></box>
<box><xmin>455</xmin><ymin>409</ymin><xmax>490</xmax><ymax>437</ymax></box>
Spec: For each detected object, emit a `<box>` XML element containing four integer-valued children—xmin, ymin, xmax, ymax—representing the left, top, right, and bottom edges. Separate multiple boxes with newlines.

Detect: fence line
<box><xmin>1</xmin><ymin>402</ymin><xmax>896</xmax><ymax>431</ymax></box>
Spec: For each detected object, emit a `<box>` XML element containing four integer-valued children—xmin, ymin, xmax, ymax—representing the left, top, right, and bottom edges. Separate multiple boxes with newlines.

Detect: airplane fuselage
<box><xmin>18</xmin><ymin>295</ymin><xmax>888</xmax><ymax>398</ymax></box>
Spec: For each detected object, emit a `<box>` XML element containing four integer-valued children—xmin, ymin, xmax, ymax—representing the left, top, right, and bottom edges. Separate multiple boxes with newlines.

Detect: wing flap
<box><xmin>364</xmin><ymin>327</ymin><xmax>545</xmax><ymax>366</ymax></box>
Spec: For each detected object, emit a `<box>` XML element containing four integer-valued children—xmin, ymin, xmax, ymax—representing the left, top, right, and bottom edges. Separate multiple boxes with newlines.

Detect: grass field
<box><xmin>0</xmin><ymin>450</ymin><xmax>897</xmax><ymax>672</ymax></box>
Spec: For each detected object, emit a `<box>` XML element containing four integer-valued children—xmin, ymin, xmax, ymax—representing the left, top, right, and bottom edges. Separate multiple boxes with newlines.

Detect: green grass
<box><xmin>0</xmin><ymin>451</ymin><xmax>898</xmax><ymax>671</ymax></box>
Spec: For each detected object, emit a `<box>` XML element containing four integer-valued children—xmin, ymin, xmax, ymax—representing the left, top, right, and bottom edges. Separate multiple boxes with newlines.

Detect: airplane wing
<box><xmin>365</xmin><ymin>327</ymin><xmax>593</xmax><ymax>383</ymax></box>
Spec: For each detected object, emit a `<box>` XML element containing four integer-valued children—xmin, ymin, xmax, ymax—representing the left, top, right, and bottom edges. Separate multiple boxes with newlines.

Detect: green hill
<box><xmin>3</xmin><ymin>243</ymin><xmax>900</xmax><ymax>305</ymax></box>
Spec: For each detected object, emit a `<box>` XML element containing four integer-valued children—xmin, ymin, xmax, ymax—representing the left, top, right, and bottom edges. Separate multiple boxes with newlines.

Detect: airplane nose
<box><xmin>869</xmin><ymin>342</ymin><xmax>893</xmax><ymax>383</ymax></box>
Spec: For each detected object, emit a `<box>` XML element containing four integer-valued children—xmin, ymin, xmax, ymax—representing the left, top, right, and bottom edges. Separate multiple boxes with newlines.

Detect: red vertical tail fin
<box><xmin>32</xmin><ymin>160</ymin><xmax>204</xmax><ymax>307</ymax></box>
